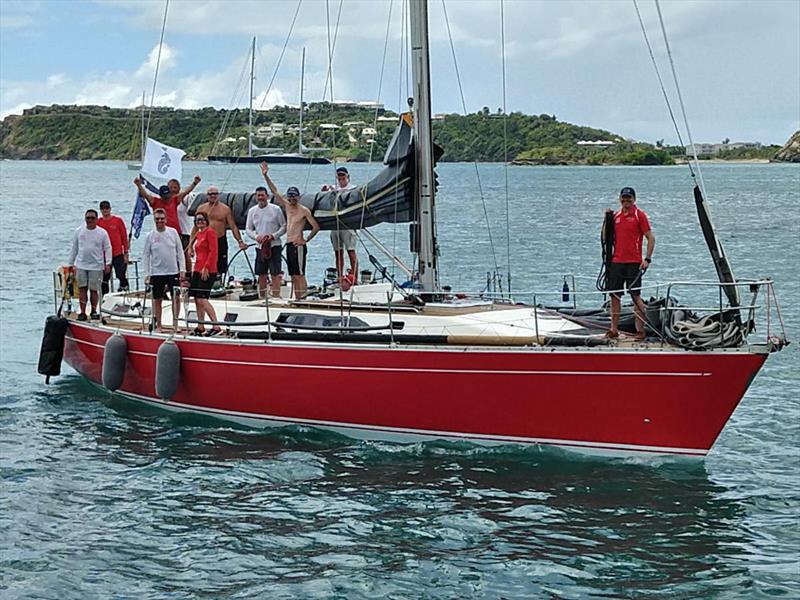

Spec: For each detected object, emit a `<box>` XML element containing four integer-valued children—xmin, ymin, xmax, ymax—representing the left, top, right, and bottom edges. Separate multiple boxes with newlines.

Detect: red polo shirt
<box><xmin>150</xmin><ymin>195</ymin><xmax>181</xmax><ymax>232</ymax></box>
<box><xmin>612</xmin><ymin>206</ymin><xmax>651</xmax><ymax>263</ymax></box>
<box><xmin>97</xmin><ymin>215</ymin><xmax>129</xmax><ymax>257</ymax></box>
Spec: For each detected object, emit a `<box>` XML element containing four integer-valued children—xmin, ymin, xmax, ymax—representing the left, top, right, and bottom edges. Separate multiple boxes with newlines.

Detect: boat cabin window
<box><xmin>275</xmin><ymin>313</ymin><xmax>369</xmax><ymax>330</ymax></box>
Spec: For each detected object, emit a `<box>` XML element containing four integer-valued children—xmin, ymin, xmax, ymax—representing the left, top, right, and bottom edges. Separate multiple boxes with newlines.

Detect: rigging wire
<box><xmin>391</xmin><ymin>0</ymin><xmax>410</xmax><ymax>279</ymax></box>
<box><xmin>653</xmin><ymin>0</ymin><xmax>707</xmax><ymax>198</ymax></box>
<box><xmin>500</xmin><ymin>0</ymin><xmax>512</xmax><ymax>294</ymax></box>
<box><xmin>441</xmin><ymin>0</ymin><xmax>500</xmax><ymax>275</ymax></box>
<box><xmin>632</xmin><ymin>0</ymin><xmax>690</xmax><ymax>174</ymax></box>
<box><xmin>144</xmin><ymin>0</ymin><xmax>170</xmax><ymax>142</ymax></box>
<box><xmin>211</xmin><ymin>41</ymin><xmax>255</xmax><ymax>157</ymax></box>
<box><xmin>258</xmin><ymin>0</ymin><xmax>304</xmax><ymax>109</ymax></box>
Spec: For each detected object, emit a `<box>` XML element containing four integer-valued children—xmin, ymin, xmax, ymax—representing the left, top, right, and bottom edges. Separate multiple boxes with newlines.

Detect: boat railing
<box><xmin>461</xmin><ymin>277</ymin><xmax>787</xmax><ymax>348</ymax></box>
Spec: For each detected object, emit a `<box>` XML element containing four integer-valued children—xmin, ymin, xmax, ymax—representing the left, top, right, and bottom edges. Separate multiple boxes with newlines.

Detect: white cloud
<box><xmin>134</xmin><ymin>43</ymin><xmax>178</xmax><ymax>79</ymax></box>
<box><xmin>46</xmin><ymin>73</ymin><xmax>68</xmax><ymax>89</ymax></box>
<box><xmin>1</xmin><ymin>0</ymin><xmax>798</xmax><ymax>144</ymax></box>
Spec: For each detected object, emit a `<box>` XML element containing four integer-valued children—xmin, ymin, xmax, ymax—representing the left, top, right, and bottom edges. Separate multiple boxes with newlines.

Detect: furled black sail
<box><xmin>188</xmin><ymin>117</ymin><xmax>417</xmax><ymax>231</ymax></box>
<box><xmin>694</xmin><ymin>185</ymin><xmax>740</xmax><ymax>308</ymax></box>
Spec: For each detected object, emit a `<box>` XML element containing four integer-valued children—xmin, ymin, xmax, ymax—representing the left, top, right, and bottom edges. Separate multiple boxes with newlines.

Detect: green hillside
<box><xmin>0</xmin><ymin>103</ymin><xmax>675</xmax><ymax>165</ymax></box>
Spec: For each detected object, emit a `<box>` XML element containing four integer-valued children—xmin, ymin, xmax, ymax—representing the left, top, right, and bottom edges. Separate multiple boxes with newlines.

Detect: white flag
<box><xmin>141</xmin><ymin>138</ymin><xmax>185</xmax><ymax>181</ymax></box>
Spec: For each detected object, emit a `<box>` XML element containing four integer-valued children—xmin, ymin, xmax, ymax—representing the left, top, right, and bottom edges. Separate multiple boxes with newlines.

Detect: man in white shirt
<box><xmin>68</xmin><ymin>209</ymin><xmax>112</xmax><ymax>321</ymax></box>
<box><xmin>245</xmin><ymin>185</ymin><xmax>287</xmax><ymax>298</ymax></box>
<box><xmin>323</xmin><ymin>166</ymin><xmax>358</xmax><ymax>289</ymax></box>
<box><xmin>142</xmin><ymin>208</ymin><xmax>186</xmax><ymax>333</ymax></box>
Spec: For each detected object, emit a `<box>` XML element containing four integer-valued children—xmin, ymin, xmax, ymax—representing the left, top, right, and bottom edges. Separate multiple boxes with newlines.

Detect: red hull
<box><xmin>63</xmin><ymin>323</ymin><xmax>767</xmax><ymax>457</ymax></box>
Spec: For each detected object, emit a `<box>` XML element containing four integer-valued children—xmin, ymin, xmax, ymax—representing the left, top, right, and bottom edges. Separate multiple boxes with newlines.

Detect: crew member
<box><xmin>189</xmin><ymin>211</ymin><xmax>222</xmax><ymax>336</ymax></box>
<box><xmin>97</xmin><ymin>200</ymin><xmax>129</xmax><ymax>293</ymax></box>
<box><xmin>322</xmin><ymin>166</ymin><xmax>358</xmax><ymax>289</ymax></box>
<box><xmin>605</xmin><ymin>187</ymin><xmax>656</xmax><ymax>340</ymax></box>
<box><xmin>192</xmin><ymin>185</ymin><xmax>247</xmax><ymax>280</ymax></box>
<box><xmin>245</xmin><ymin>185</ymin><xmax>286</xmax><ymax>298</ymax></box>
<box><xmin>260</xmin><ymin>163</ymin><xmax>320</xmax><ymax>299</ymax></box>
<box><xmin>134</xmin><ymin>175</ymin><xmax>201</xmax><ymax>234</ymax></box>
<box><xmin>142</xmin><ymin>208</ymin><xmax>186</xmax><ymax>333</ymax></box>
<box><xmin>68</xmin><ymin>209</ymin><xmax>111</xmax><ymax>321</ymax></box>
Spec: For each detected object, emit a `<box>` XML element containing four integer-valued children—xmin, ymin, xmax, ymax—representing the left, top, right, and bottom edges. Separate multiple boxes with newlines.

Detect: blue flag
<box><xmin>130</xmin><ymin>174</ymin><xmax>157</xmax><ymax>239</ymax></box>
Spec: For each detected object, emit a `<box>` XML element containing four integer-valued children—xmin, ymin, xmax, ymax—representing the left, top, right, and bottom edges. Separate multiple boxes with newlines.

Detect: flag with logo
<box><xmin>141</xmin><ymin>137</ymin><xmax>185</xmax><ymax>181</ymax></box>
<box><xmin>130</xmin><ymin>175</ymin><xmax>157</xmax><ymax>239</ymax></box>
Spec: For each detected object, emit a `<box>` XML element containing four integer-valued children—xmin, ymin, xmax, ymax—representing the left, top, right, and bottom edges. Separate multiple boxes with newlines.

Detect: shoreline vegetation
<box><xmin>1</xmin><ymin>104</ymin><xmax>796</xmax><ymax>165</ymax></box>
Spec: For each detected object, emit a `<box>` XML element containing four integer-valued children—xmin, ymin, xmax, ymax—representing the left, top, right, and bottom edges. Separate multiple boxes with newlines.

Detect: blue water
<box><xmin>1</xmin><ymin>160</ymin><xmax>798</xmax><ymax>598</ymax></box>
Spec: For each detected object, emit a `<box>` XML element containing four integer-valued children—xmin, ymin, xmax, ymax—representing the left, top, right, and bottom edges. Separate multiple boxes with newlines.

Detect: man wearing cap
<box><xmin>192</xmin><ymin>186</ymin><xmax>247</xmax><ymax>279</ymax></box>
<box><xmin>605</xmin><ymin>186</ymin><xmax>656</xmax><ymax>340</ymax></box>
<box><xmin>260</xmin><ymin>163</ymin><xmax>320</xmax><ymax>299</ymax></box>
<box><xmin>322</xmin><ymin>166</ymin><xmax>359</xmax><ymax>289</ymax></box>
<box><xmin>245</xmin><ymin>185</ymin><xmax>286</xmax><ymax>298</ymax></box>
<box><xmin>133</xmin><ymin>175</ymin><xmax>201</xmax><ymax>234</ymax></box>
<box><xmin>68</xmin><ymin>209</ymin><xmax>112</xmax><ymax>321</ymax></box>
<box><xmin>97</xmin><ymin>200</ymin><xmax>129</xmax><ymax>293</ymax></box>
<box><xmin>142</xmin><ymin>208</ymin><xmax>186</xmax><ymax>333</ymax></box>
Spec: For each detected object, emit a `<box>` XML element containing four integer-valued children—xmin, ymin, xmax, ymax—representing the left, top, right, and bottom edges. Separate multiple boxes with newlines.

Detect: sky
<box><xmin>1</xmin><ymin>0</ymin><xmax>798</xmax><ymax>145</ymax></box>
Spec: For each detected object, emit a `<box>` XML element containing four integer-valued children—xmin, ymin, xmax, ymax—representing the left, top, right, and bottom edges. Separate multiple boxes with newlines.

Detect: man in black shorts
<box><xmin>245</xmin><ymin>186</ymin><xmax>286</xmax><ymax>297</ymax></box>
<box><xmin>142</xmin><ymin>208</ymin><xmax>186</xmax><ymax>332</ymax></box>
<box><xmin>605</xmin><ymin>187</ymin><xmax>656</xmax><ymax>340</ymax></box>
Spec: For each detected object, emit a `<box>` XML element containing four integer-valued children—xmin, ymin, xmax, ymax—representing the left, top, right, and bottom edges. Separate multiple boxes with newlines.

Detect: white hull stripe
<box><xmin>68</xmin><ymin>335</ymin><xmax>711</xmax><ymax>377</ymax></box>
<box><xmin>110</xmin><ymin>389</ymin><xmax>708</xmax><ymax>457</ymax></box>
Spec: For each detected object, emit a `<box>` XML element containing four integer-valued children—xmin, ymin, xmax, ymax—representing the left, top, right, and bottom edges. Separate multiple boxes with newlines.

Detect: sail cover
<box><xmin>188</xmin><ymin>117</ymin><xmax>416</xmax><ymax>231</ymax></box>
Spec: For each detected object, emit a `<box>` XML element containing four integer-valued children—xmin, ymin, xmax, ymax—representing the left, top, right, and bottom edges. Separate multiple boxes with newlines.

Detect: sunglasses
<box><xmin>85</xmin><ymin>216</ymin><xmax>97</xmax><ymax>220</ymax></box>
<box><xmin>208</xmin><ymin>192</ymin><xmax>219</xmax><ymax>196</ymax></box>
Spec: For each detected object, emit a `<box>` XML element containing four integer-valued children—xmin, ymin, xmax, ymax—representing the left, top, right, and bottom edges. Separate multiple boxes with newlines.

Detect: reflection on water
<box><xmin>1</xmin><ymin>375</ymin><xmax>757</xmax><ymax>598</ymax></box>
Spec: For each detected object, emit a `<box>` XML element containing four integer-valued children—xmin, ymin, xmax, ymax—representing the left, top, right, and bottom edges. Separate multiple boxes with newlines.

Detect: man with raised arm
<box><xmin>142</xmin><ymin>208</ymin><xmax>186</xmax><ymax>333</ymax></box>
<box><xmin>134</xmin><ymin>174</ymin><xmax>201</xmax><ymax>234</ymax></box>
<box><xmin>260</xmin><ymin>162</ymin><xmax>320</xmax><ymax>299</ymax></box>
<box><xmin>245</xmin><ymin>185</ymin><xmax>287</xmax><ymax>298</ymax></box>
<box><xmin>192</xmin><ymin>185</ymin><xmax>247</xmax><ymax>280</ymax></box>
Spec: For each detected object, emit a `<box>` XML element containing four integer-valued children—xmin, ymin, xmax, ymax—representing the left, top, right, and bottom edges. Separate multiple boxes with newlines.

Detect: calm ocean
<box><xmin>1</xmin><ymin>160</ymin><xmax>798</xmax><ymax>598</ymax></box>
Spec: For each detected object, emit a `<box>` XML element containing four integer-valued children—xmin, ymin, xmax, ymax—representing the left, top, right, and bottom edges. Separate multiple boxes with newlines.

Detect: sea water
<box><xmin>1</xmin><ymin>160</ymin><xmax>798</xmax><ymax>598</ymax></box>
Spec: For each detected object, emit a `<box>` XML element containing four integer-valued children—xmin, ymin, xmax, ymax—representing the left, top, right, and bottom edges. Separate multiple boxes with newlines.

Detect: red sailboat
<box><xmin>39</xmin><ymin>0</ymin><xmax>787</xmax><ymax>458</ymax></box>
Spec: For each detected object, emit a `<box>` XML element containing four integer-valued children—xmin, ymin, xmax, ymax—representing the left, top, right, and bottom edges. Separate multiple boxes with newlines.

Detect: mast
<box><xmin>299</xmin><ymin>47</ymin><xmax>305</xmax><ymax>154</ymax></box>
<box><xmin>248</xmin><ymin>36</ymin><xmax>255</xmax><ymax>158</ymax></box>
<box><xmin>409</xmin><ymin>0</ymin><xmax>439</xmax><ymax>293</ymax></box>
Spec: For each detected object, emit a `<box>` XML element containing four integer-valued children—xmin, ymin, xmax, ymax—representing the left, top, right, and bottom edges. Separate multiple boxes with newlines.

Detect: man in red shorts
<box><xmin>606</xmin><ymin>187</ymin><xmax>656</xmax><ymax>340</ymax></box>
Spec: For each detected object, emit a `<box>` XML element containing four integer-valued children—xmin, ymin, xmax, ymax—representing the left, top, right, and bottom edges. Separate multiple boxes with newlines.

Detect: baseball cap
<box><xmin>620</xmin><ymin>187</ymin><xmax>636</xmax><ymax>198</ymax></box>
<box><xmin>286</xmin><ymin>186</ymin><xmax>300</xmax><ymax>197</ymax></box>
<box><xmin>336</xmin><ymin>166</ymin><xmax>349</xmax><ymax>175</ymax></box>
<box><xmin>158</xmin><ymin>185</ymin><xmax>171</xmax><ymax>197</ymax></box>
<box><xmin>99</xmin><ymin>200</ymin><xmax>111</xmax><ymax>209</ymax></box>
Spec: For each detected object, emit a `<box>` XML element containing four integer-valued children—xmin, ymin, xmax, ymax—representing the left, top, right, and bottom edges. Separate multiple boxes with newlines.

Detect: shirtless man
<box><xmin>192</xmin><ymin>186</ymin><xmax>247</xmax><ymax>279</ymax></box>
<box><xmin>260</xmin><ymin>163</ymin><xmax>320</xmax><ymax>299</ymax></box>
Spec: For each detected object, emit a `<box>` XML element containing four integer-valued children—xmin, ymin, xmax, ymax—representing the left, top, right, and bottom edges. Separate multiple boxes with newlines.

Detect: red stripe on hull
<box><xmin>63</xmin><ymin>324</ymin><xmax>766</xmax><ymax>455</ymax></box>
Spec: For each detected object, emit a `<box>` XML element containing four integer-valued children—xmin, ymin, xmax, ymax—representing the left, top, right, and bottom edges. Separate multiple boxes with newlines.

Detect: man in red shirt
<box><xmin>605</xmin><ymin>187</ymin><xmax>656</xmax><ymax>340</ymax></box>
<box><xmin>133</xmin><ymin>175</ymin><xmax>201</xmax><ymax>234</ymax></box>
<box><xmin>97</xmin><ymin>200</ymin><xmax>130</xmax><ymax>293</ymax></box>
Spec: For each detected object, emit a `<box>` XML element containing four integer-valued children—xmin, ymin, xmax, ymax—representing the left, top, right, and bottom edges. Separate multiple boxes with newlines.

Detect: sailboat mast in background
<box><xmin>248</xmin><ymin>36</ymin><xmax>255</xmax><ymax>158</ymax></box>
